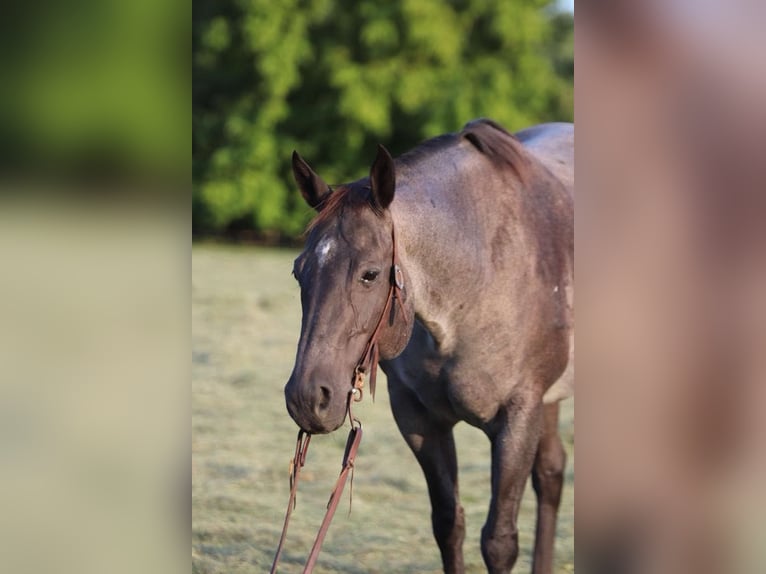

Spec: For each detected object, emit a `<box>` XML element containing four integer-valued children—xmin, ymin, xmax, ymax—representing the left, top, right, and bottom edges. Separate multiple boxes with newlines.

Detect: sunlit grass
<box><xmin>192</xmin><ymin>244</ymin><xmax>573</xmax><ymax>573</ymax></box>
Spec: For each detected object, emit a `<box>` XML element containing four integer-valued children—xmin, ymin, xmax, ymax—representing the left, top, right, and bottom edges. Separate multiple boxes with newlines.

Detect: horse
<box><xmin>284</xmin><ymin>119</ymin><xmax>574</xmax><ymax>573</ymax></box>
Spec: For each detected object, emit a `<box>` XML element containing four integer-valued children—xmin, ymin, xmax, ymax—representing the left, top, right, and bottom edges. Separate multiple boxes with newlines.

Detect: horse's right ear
<box><xmin>292</xmin><ymin>151</ymin><xmax>331</xmax><ymax>210</ymax></box>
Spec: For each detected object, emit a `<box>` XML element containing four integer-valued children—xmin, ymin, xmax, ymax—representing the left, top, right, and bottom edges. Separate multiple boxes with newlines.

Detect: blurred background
<box><xmin>0</xmin><ymin>2</ymin><xmax>188</xmax><ymax>574</ymax></box>
<box><xmin>577</xmin><ymin>2</ymin><xmax>766</xmax><ymax>573</ymax></box>
<box><xmin>0</xmin><ymin>0</ymin><xmax>187</xmax><ymax>187</ymax></box>
<box><xmin>192</xmin><ymin>0</ymin><xmax>573</xmax><ymax>243</ymax></box>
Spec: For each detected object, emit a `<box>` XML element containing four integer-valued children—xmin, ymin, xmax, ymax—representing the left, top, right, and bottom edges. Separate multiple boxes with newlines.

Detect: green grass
<box><xmin>192</xmin><ymin>244</ymin><xmax>574</xmax><ymax>573</ymax></box>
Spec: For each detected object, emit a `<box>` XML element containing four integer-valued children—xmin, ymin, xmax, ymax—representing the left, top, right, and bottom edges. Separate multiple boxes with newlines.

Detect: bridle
<box><xmin>350</xmin><ymin>221</ymin><xmax>407</xmax><ymax>406</ymax></box>
<box><xmin>270</xmin><ymin>220</ymin><xmax>406</xmax><ymax>573</ymax></box>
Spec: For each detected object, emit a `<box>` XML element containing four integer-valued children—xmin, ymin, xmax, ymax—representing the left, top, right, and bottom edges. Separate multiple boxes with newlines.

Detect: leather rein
<box><xmin>270</xmin><ymin>222</ymin><xmax>405</xmax><ymax>573</ymax></box>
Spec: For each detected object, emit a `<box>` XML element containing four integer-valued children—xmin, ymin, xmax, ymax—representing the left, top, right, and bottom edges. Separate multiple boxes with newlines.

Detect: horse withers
<box><xmin>285</xmin><ymin>119</ymin><xmax>574</xmax><ymax>574</ymax></box>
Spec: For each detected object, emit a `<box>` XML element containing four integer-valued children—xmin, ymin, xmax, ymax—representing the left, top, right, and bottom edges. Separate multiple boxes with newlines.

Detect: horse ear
<box><xmin>370</xmin><ymin>144</ymin><xmax>395</xmax><ymax>211</ymax></box>
<box><xmin>292</xmin><ymin>150</ymin><xmax>331</xmax><ymax>210</ymax></box>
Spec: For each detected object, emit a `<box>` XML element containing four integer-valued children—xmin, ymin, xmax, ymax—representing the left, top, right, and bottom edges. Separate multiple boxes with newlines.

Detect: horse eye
<box><xmin>360</xmin><ymin>269</ymin><xmax>380</xmax><ymax>283</ymax></box>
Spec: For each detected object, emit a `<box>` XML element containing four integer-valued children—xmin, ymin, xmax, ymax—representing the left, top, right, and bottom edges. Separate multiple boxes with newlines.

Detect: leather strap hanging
<box><xmin>269</xmin><ymin>419</ymin><xmax>362</xmax><ymax>574</ymax></box>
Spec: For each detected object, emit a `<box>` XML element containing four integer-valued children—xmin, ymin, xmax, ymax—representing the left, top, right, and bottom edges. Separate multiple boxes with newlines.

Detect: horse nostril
<box><xmin>318</xmin><ymin>386</ymin><xmax>332</xmax><ymax>412</ymax></box>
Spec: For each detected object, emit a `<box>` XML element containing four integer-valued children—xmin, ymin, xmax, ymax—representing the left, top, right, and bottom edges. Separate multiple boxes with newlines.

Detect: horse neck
<box><xmin>391</xmin><ymin>157</ymin><xmax>498</xmax><ymax>350</ymax></box>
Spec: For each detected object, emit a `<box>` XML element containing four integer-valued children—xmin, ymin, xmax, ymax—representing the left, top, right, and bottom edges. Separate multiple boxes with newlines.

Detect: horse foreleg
<box><xmin>389</xmin><ymin>382</ymin><xmax>465</xmax><ymax>574</ymax></box>
<box><xmin>531</xmin><ymin>402</ymin><xmax>567</xmax><ymax>574</ymax></box>
<box><xmin>482</xmin><ymin>394</ymin><xmax>543</xmax><ymax>574</ymax></box>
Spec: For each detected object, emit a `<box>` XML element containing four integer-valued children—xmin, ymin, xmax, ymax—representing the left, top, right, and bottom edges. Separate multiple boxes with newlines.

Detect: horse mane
<box><xmin>459</xmin><ymin>118</ymin><xmax>531</xmax><ymax>182</ymax></box>
<box><xmin>305</xmin><ymin>119</ymin><xmax>529</xmax><ymax>233</ymax></box>
<box><xmin>305</xmin><ymin>183</ymin><xmax>377</xmax><ymax>234</ymax></box>
<box><xmin>397</xmin><ymin>119</ymin><xmax>530</xmax><ymax>182</ymax></box>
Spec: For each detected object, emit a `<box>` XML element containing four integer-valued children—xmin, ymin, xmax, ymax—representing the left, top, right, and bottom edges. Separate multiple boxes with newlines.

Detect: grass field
<box><xmin>192</xmin><ymin>244</ymin><xmax>574</xmax><ymax>573</ymax></box>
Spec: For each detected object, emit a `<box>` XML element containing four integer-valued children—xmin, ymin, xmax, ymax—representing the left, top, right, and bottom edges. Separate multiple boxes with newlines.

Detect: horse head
<box><xmin>284</xmin><ymin>146</ymin><xmax>415</xmax><ymax>433</ymax></box>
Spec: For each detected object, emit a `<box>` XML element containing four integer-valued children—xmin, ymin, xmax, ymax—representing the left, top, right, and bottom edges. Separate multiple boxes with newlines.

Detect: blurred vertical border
<box><xmin>576</xmin><ymin>2</ymin><xmax>766</xmax><ymax>573</ymax></box>
<box><xmin>0</xmin><ymin>0</ymin><xmax>189</xmax><ymax>573</ymax></box>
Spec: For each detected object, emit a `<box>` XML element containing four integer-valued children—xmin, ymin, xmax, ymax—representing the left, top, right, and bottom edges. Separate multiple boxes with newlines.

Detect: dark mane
<box><xmin>397</xmin><ymin>119</ymin><xmax>530</xmax><ymax>181</ymax></box>
<box><xmin>305</xmin><ymin>119</ymin><xmax>530</xmax><ymax>234</ymax></box>
<box><xmin>305</xmin><ymin>183</ymin><xmax>378</xmax><ymax>234</ymax></box>
<box><xmin>460</xmin><ymin>118</ymin><xmax>531</xmax><ymax>182</ymax></box>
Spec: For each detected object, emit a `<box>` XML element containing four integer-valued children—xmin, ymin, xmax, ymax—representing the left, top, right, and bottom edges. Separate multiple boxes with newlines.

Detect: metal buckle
<box><xmin>392</xmin><ymin>264</ymin><xmax>404</xmax><ymax>290</ymax></box>
<box><xmin>351</xmin><ymin>367</ymin><xmax>364</xmax><ymax>402</ymax></box>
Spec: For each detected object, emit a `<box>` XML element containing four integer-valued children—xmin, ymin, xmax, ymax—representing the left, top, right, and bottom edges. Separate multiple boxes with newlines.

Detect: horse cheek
<box><xmin>379</xmin><ymin>303</ymin><xmax>414</xmax><ymax>359</ymax></box>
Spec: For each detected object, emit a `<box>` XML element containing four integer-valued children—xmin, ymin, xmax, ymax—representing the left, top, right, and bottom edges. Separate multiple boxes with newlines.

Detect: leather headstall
<box><xmin>270</xmin><ymin>221</ymin><xmax>405</xmax><ymax>573</ymax></box>
<box><xmin>350</xmin><ymin>221</ymin><xmax>407</xmax><ymax>406</ymax></box>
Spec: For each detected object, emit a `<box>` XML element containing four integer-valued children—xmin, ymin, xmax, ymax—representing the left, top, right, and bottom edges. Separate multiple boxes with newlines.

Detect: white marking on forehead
<box><xmin>315</xmin><ymin>237</ymin><xmax>336</xmax><ymax>266</ymax></box>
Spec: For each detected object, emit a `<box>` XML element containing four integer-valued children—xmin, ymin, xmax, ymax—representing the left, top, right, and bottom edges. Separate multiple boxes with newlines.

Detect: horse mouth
<box><xmin>285</xmin><ymin>390</ymin><xmax>348</xmax><ymax>435</ymax></box>
<box><xmin>291</xmin><ymin>414</ymin><xmax>346</xmax><ymax>435</ymax></box>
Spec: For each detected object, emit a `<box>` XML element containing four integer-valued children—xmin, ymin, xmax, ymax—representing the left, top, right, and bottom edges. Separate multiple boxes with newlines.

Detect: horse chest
<box><xmin>388</xmin><ymin>337</ymin><xmax>509</xmax><ymax>427</ymax></box>
<box><xmin>446</xmin><ymin>355</ymin><xmax>519</xmax><ymax>425</ymax></box>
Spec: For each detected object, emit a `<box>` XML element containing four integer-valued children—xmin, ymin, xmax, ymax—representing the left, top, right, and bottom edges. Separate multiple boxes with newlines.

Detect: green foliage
<box><xmin>0</xmin><ymin>0</ymin><xmax>187</xmax><ymax>180</ymax></box>
<box><xmin>193</xmin><ymin>0</ymin><xmax>573</xmax><ymax>239</ymax></box>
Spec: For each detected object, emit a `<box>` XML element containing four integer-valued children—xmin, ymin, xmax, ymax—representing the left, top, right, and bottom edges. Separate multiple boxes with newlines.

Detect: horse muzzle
<box><xmin>284</xmin><ymin>374</ymin><xmax>347</xmax><ymax>434</ymax></box>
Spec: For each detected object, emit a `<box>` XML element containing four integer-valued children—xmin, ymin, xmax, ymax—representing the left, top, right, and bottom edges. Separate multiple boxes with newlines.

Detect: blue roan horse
<box><xmin>285</xmin><ymin>119</ymin><xmax>573</xmax><ymax>573</ymax></box>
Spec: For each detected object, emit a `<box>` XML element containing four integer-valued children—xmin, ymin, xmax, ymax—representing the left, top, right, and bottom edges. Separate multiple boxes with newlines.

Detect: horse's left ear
<box><xmin>370</xmin><ymin>144</ymin><xmax>395</xmax><ymax>211</ymax></box>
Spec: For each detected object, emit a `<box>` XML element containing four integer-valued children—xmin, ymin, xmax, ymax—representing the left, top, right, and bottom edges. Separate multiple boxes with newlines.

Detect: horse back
<box><xmin>516</xmin><ymin>122</ymin><xmax>574</xmax><ymax>197</ymax></box>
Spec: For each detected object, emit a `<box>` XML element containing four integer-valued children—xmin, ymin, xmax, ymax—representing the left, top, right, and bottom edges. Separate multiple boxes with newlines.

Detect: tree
<box><xmin>193</xmin><ymin>0</ymin><xmax>574</xmax><ymax>240</ymax></box>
